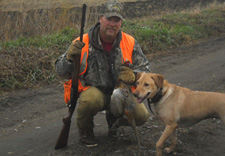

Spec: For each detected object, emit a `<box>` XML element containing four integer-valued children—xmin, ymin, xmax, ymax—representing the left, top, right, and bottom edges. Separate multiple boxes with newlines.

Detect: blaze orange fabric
<box><xmin>64</xmin><ymin>79</ymin><xmax>72</xmax><ymax>104</ymax></box>
<box><xmin>64</xmin><ymin>32</ymin><xmax>135</xmax><ymax>104</ymax></box>
<box><xmin>120</xmin><ymin>32</ymin><xmax>135</xmax><ymax>64</ymax></box>
<box><xmin>120</xmin><ymin>32</ymin><xmax>136</xmax><ymax>92</ymax></box>
<box><xmin>64</xmin><ymin>79</ymin><xmax>90</xmax><ymax>104</ymax></box>
<box><xmin>64</xmin><ymin>34</ymin><xmax>89</xmax><ymax>104</ymax></box>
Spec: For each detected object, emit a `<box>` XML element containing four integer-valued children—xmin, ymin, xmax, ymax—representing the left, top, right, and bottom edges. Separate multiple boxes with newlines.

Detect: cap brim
<box><xmin>104</xmin><ymin>12</ymin><xmax>123</xmax><ymax>20</ymax></box>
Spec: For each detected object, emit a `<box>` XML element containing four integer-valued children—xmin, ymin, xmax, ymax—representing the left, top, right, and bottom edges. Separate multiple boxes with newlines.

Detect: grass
<box><xmin>0</xmin><ymin>27</ymin><xmax>79</xmax><ymax>50</ymax></box>
<box><xmin>1</xmin><ymin>0</ymin><xmax>136</xmax><ymax>11</ymax></box>
<box><xmin>0</xmin><ymin>4</ymin><xmax>225</xmax><ymax>93</ymax></box>
<box><xmin>121</xmin><ymin>5</ymin><xmax>225</xmax><ymax>53</ymax></box>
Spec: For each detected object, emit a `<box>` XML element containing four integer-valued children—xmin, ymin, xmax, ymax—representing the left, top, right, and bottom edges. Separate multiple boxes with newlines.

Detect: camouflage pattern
<box><xmin>101</xmin><ymin>1</ymin><xmax>123</xmax><ymax>19</ymax></box>
<box><xmin>55</xmin><ymin>22</ymin><xmax>151</xmax><ymax>95</ymax></box>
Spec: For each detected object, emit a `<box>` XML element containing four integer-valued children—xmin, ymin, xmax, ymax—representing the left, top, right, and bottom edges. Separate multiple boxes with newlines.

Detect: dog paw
<box><xmin>164</xmin><ymin>147</ymin><xmax>173</xmax><ymax>154</ymax></box>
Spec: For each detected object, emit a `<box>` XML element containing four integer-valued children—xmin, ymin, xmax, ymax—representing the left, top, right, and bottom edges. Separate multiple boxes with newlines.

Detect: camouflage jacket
<box><xmin>55</xmin><ymin>22</ymin><xmax>151</xmax><ymax>94</ymax></box>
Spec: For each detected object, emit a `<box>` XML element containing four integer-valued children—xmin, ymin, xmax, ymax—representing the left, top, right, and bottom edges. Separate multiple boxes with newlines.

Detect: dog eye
<box><xmin>144</xmin><ymin>83</ymin><xmax>149</xmax><ymax>87</ymax></box>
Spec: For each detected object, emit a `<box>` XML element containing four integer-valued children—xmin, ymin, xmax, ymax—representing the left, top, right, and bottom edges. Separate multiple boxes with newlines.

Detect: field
<box><xmin>1</xmin><ymin>2</ymin><xmax>225</xmax><ymax>93</ymax></box>
<box><xmin>0</xmin><ymin>0</ymin><xmax>225</xmax><ymax>156</ymax></box>
<box><xmin>1</xmin><ymin>0</ymin><xmax>137</xmax><ymax>11</ymax></box>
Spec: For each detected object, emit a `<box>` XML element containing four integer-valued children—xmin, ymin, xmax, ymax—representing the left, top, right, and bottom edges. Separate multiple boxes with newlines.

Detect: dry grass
<box><xmin>0</xmin><ymin>5</ymin><xmax>85</xmax><ymax>41</ymax></box>
<box><xmin>0</xmin><ymin>0</ymin><xmax>141</xmax><ymax>41</ymax></box>
<box><xmin>0</xmin><ymin>1</ymin><xmax>224</xmax><ymax>93</ymax></box>
<box><xmin>1</xmin><ymin>0</ymin><xmax>223</xmax><ymax>41</ymax></box>
<box><xmin>0</xmin><ymin>47</ymin><xmax>60</xmax><ymax>91</ymax></box>
<box><xmin>1</xmin><ymin>0</ymin><xmax>134</xmax><ymax>41</ymax></box>
<box><xmin>1</xmin><ymin>0</ymin><xmax>137</xmax><ymax>11</ymax></box>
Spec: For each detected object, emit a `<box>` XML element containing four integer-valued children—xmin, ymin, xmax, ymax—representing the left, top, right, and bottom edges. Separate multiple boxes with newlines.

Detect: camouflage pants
<box><xmin>76</xmin><ymin>86</ymin><xmax>149</xmax><ymax>132</ymax></box>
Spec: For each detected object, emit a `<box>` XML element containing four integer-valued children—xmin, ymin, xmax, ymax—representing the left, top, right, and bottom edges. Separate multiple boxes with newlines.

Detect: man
<box><xmin>55</xmin><ymin>1</ymin><xmax>151</xmax><ymax>147</ymax></box>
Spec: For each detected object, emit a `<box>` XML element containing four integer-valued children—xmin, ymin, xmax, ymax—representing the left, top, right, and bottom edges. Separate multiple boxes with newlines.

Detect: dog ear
<box><xmin>151</xmin><ymin>74</ymin><xmax>164</xmax><ymax>88</ymax></box>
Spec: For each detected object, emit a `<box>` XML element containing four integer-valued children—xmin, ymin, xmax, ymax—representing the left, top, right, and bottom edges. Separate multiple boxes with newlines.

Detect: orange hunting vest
<box><xmin>64</xmin><ymin>32</ymin><xmax>135</xmax><ymax>104</ymax></box>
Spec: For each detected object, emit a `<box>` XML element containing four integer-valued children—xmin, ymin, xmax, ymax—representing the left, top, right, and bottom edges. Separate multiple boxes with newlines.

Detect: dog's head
<box><xmin>133</xmin><ymin>73</ymin><xmax>164</xmax><ymax>103</ymax></box>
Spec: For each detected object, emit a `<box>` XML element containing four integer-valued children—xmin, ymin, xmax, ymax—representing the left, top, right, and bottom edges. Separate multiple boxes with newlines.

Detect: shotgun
<box><xmin>55</xmin><ymin>4</ymin><xmax>87</xmax><ymax>149</ymax></box>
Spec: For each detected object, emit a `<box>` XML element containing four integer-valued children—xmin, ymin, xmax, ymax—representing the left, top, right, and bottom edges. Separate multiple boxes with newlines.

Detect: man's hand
<box><xmin>66</xmin><ymin>40</ymin><xmax>85</xmax><ymax>61</ymax></box>
<box><xmin>118</xmin><ymin>66</ymin><xmax>135</xmax><ymax>85</ymax></box>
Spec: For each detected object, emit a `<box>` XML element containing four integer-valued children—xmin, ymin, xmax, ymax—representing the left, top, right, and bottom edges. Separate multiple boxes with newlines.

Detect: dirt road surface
<box><xmin>0</xmin><ymin>35</ymin><xmax>225</xmax><ymax>156</ymax></box>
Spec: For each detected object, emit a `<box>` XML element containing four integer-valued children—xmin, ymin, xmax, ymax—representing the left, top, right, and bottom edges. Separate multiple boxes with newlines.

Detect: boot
<box><xmin>79</xmin><ymin>129</ymin><xmax>98</xmax><ymax>147</ymax></box>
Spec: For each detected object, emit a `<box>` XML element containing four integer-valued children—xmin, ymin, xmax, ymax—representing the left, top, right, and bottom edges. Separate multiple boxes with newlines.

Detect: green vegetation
<box><xmin>0</xmin><ymin>5</ymin><xmax>225</xmax><ymax>93</ymax></box>
<box><xmin>122</xmin><ymin>7</ymin><xmax>225</xmax><ymax>52</ymax></box>
<box><xmin>0</xmin><ymin>27</ymin><xmax>79</xmax><ymax>50</ymax></box>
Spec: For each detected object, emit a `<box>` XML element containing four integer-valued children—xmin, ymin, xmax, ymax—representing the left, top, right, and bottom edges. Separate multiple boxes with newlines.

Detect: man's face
<box><xmin>99</xmin><ymin>16</ymin><xmax>122</xmax><ymax>42</ymax></box>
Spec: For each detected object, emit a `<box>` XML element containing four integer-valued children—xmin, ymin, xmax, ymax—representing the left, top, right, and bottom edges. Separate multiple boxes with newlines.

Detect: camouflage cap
<box><xmin>102</xmin><ymin>1</ymin><xmax>123</xmax><ymax>19</ymax></box>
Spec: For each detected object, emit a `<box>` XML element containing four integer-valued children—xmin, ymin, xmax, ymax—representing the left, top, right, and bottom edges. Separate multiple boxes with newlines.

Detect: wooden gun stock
<box><xmin>55</xmin><ymin>4</ymin><xmax>87</xmax><ymax>149</ymax></box>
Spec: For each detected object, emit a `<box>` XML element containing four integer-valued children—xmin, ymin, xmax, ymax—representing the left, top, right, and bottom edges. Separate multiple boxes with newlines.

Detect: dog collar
<box><xmin>147</xmin><ymin>88</ymin><xmax>163</xmax><ymax>114</ymax></box>
<box><xmin>151</xmin><ymin>88</ymin><xmax>163</xmax><ymax>103</ymax></box>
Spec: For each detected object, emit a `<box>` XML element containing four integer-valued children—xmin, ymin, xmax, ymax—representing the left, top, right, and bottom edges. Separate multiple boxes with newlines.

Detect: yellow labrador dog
<box><xmin>133</xmin><ymin>72</ymin><xmax>225</xmax><ymax>156</ymax></box>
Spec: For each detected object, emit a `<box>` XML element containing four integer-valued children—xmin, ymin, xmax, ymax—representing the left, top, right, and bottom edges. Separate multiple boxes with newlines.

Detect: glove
<box><xmin>66</xmin><ymin>40</ymin><xmax>85</xmax><ymax>61</ymax></box>
<box><xmin>118</xmin><ymin>66</ymin><xmax>135</xmax><ymax>85</ymax></box>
